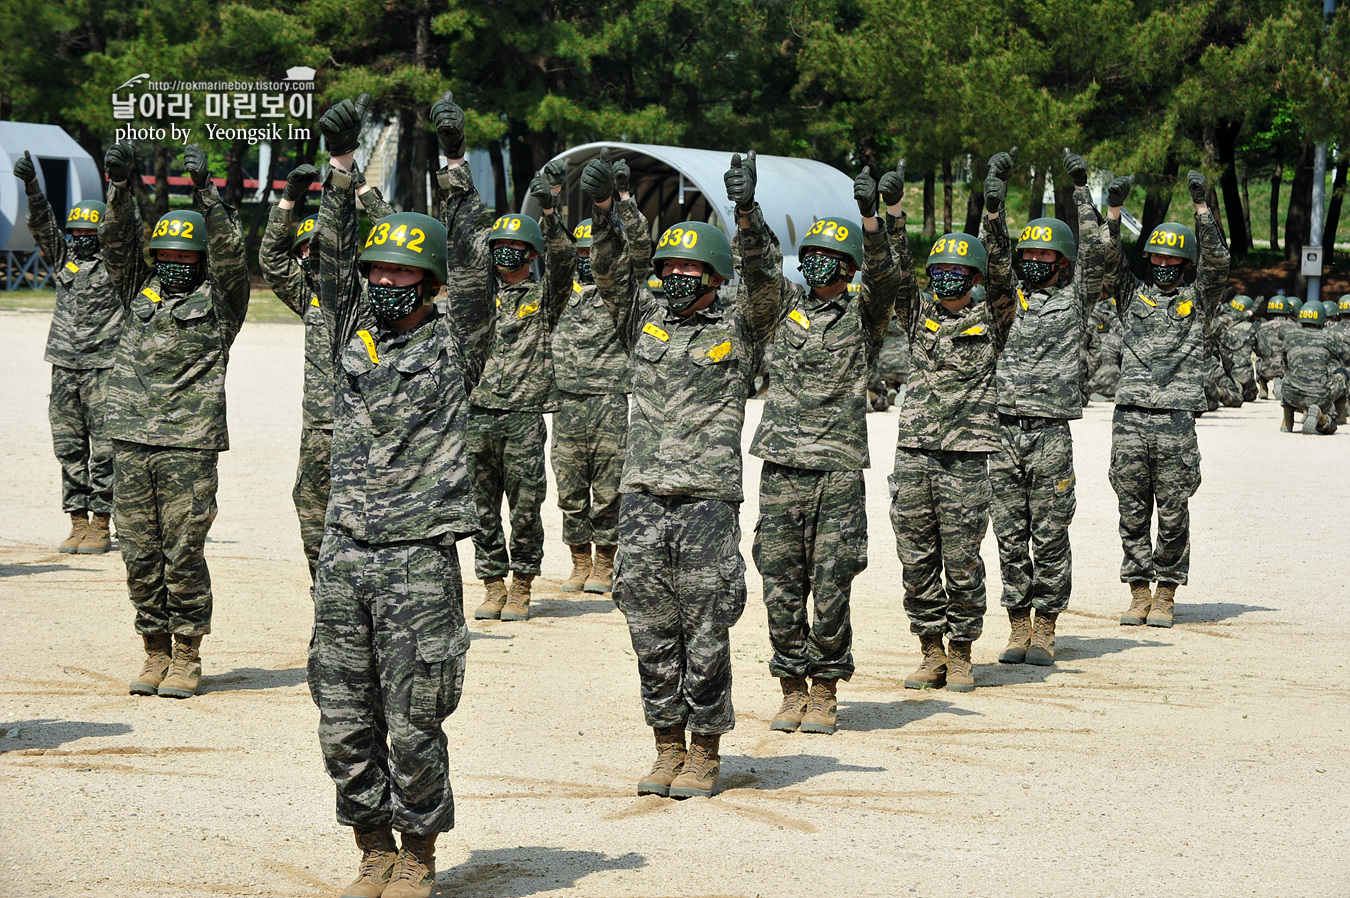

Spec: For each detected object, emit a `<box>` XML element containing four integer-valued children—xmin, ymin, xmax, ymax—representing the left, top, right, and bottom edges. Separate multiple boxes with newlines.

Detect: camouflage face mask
<box><xmin>156</xmin><ymin>261</ymin><xmax>198</xmax><ymax>291</ymax></box>
<box><xmin>492</xmin><ymin>245</ymin><xmax>529</xmax><ymax>271</ymax></box>
<box><xmin>71</xmin><ymin>234</ymin><xmax>100</xmax><ymax>260</ymax></box>
<box><xmin>661</xmin><ymin>272</ymin><xmax>706</xmax><ymax>313</ymax></box>
<box><xmin>800</xmin><ymin>252</ymin><xmax>844</xmax><ymax>288</ymax></box>
<box><xmin>575</xmin><ymin>256</ymin><xmax>593</xmax><ymax>284</ymax></box>
<box><xmin>928</xmin><ymin>267</ymin><xmax>973</xmax><ymax>299</ymax></box>
<box><xmin>1151</xmin><ymin>262</ymin><xmax>1183</xmax><ymax>288</ymax></box>
<box><xmin>367</xmin><ymin>282</ymin><xmax>422</xmax><ymax>321</ymax></box>
<box><xmin>1019</xmin><ymin>259</ymin><xmax>1056</xmax><ymax>286</ymax></box>
<box><xmin>299</xmin><ymin>256</ymin><xmax>312</xmax><ymax>276</ymax></box>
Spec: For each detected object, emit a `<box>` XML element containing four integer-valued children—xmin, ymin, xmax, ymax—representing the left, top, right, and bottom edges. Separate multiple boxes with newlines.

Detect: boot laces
<box><xmin>389</xmin><ymin>846</ymin><xmax>431</xmax><ymax>885</ymax></box>
<box><xmin>807</xmin><ymin>682</ymin><xmax>835</xmax><ymax>715</ymax></box>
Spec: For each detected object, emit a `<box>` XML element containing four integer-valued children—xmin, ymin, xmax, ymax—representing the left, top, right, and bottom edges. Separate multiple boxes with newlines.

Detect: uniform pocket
<box><xmin>409</xmin><ymin>629</ymin><xmax>467</xmax><ymax>729</ymax></box>
<box><xmin>711</xmin><ymin>550</ymin><xmax>747</xmax><ymax>629</ymax></box>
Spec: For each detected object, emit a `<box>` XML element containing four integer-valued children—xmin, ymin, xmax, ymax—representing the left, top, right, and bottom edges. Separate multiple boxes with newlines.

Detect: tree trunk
<box><xmin>1324</xmin><ymin>160</ymin><xmax>1347</xmax><ymax>266</ymax></box>
<box><xmin>1216</xmin><ymin>119</ymin><xmax>1248</xmax><ymax>255</ymax></box>
<box><xmin>922</xmin><ymin>169</ymin><xmax>936</xmax><ymax>239</ymax></box>
<box><xmin>488</xmin><ymin>139</ymin><xmax>508</xmax><ymax>214</ymax></box>
<box><xmin>1284</xmin><ymin>140</ymin><xmax>1314</xmax><ymax>263</ymax></box>
<box><xmin>942</xmin><ymin>158</ymin><xmax>953</xmax><ymax>233</ymax></box>
<box><xmin>1053</xmin><ymin>173</ymin><xmax>1077</xmax><ymax>247</ymax></box>
<box><xmin>1201</xmin><ymin>124</ymin><xmax>1227</xmax><ymax>246</ymax></box>
<box><xmin>857</xmin><ymin>134</ymin><xmax>880</xmax><ymax>179</ymax></box>
<box><xmin>963</xmin><ymin>179</ymin><xmax>984</xmax><ymax>238</ymax></box>
<box><xmin>394</xmin><ymin>113</ymin><xmax>416</xmax><ymax>212</ymax></box>
<box><xmin>246</xmin><ymin>139</ymin><xmax>284</xmax><ymax>258</ymax></box>
<box><xmin>1269</xmin><ymin>161</ymin><xmax>1282</xmax><ymax>253</ymax></box>
<box><xmin>510</xmin><ymin>133</ymin><xmax>535</xmax><ymax>214</ymax></box>
<box><xmin>410</xmin><ymin>112</ymin><xmax>430</xmax><ymax>215</ymax></box>
<box><xmin>223</xmin><ymin>139</ymin><xmax>247</xmax><ymax>209</ymax></box>
<box><xmin>152</xmin><ymin>145</ymin><xmax>170</xmax><ymax>220</ymax></box>
<box><xmin>1028</xmin><ymin>165</ymin><xmax>1045</xmax><ymax>221</ymax></box>
<box><xmin>130</xmin><ymin>146</ymin><xmax>155</xmax><ymax>225</ymax></box>
<box><xmin>1240</xmin><ymin>166</ymin><xmax>1253</xmax><ymax>250</ymax></box>
<box><xmin>1134</xmin><ymin>153</ymin><xmax>1180</xmax><ymax>272</ymax></box>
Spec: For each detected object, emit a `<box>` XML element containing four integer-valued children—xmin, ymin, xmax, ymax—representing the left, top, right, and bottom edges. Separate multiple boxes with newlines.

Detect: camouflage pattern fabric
<box><xmin>99</xmin><ymin>182</ymin><xmax>250</xmax><ymax>450</ymax></box>
<box><xmin>613</xmin><ymin>492</ymin><xmax>746</xmax><ymax>734</ymax></box>
<box><xmin>752</xmin><ymin>463</ymin><xmax>865</xmax><ymax>681</ymax></box>
<box><xmin>1103</xmin><ymin>210</ymin><xmax>1231</xmax><ymax>412</ymax></box>
<box><xmin>1107</xmin><ymin>408</ymin><xmax>1201</xmax><ymax>585</ymax></box>
<box><xmin>1087</xmin><ymin>299</ymin><xmax>1122</xmax><ymax>398</ymax></box>
<box><xmin>1253</xmin><ymin>317</ymin><xmax>1296</xmax><ymax>380</ymax></box>
<box><xmin>617</xmin><ymin>197</ymin><xmax>653</xmax><ymax>276</ymax></box>
<box><xmin>113</xmin><ymin>441</ymin><xmax>218</xmax><ymax>635</ymax></box>
<box><xmin>49</xmin><ymin>365</ymin><xmax>114</xmax><ymax>514</ymax></box>
<box><xmin>466</xmin><ymin>408</ymin><xmax>547</xmax><ymax>578</ymax></box>
<box><xmin>887</xmin><ymin>449</ymin><xmax>990</xmax><ymax>640</ymax></box>
<box><xmin>1221</xmin><ymin>318</ymin><xmax>1258</xmax><ymax>402</ymax></box>
<box><xmin>742</xmin><ymin>206</ymin><xmax>898</xmax><ymax>470</ymax></box>
<box><xmin>988</xmin><ymin>423</ymin><xmax>1075</xmax><ymax>613</ymax></box>
<box><xmin>294</xmin><ymin>427</ymin><xmax>332</xmax><ymax>581</ymax></box>
<box><xmin>26</xmin><ymin>180</ymin><xmax>125</xmax><ymax>370</ymax></box>
<box><xmin>590</xmin><ymin>205</ymin><xmax>778</xmax><ymax>502</ymax></box>
<box><xmin>551</xmin><ymin>392</ymin><xmax>627</xmax><ymax>547</ymax></box>
<box><xmin>553</xmin><ymin>281</ymin><xmax>632</xmax><ymax>394</ymax></box>
<box><xmin>1282</xmin><ymin>325</ymin><xmax>1350</xmax><ymax>411</ymax></box>
<box><xmin>872</xmin><ymin>319</ymin><xmax>912</xmax><ymax>388</ymax></box>
<box><xmin>309</xmin><ymin>530</ymin><xmax>469</xmax><ymax>836</ymax></box>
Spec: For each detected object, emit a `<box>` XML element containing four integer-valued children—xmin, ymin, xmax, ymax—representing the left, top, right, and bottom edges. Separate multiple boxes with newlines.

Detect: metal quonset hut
<box><xmin>0</xmin><ymin>122</ymin><xmax>104</xmax><ymax>290</ymax></box>
<box><xmin>519</xmin><ymin>142</ymin><xmax>857</xmax><ymax>284</ymax></box>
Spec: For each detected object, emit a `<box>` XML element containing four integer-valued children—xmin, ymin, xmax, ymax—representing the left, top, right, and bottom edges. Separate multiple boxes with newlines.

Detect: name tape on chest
<box><xmin>924</xmin><ymin>318</ymin><xmax>940</xmax><ymax>332</ymax></box>
<box><xmin>356</xmin><ymin>330</ymin><xmax>380</xmax><ymax>365</ymax></box>
<box><xmin>642</xmin><ymin>322</ymin><xmax>670</xmax><ymax>342</ymax></box>
<box><xmin>788</xmin><ymin>309</ymin><xmax>811</xmax><ymax>330</ymax></box>
<box><xmin>141</xmin><ymin>288</ymin><xmax>163</xmax><ymax>303</ymax></box>
<box><xmin>1018</xmin><ymin>288</ymin><xmax>1028</xmax><ymax>311</ymax></box>
<box><xmin>1137</xmin><ymin>293</ymin><xmax>1157</xmax><ymax>308</ymax></box>
<box><xmin>65</xmin><ymin>261</ymin><xmax>81</xmax><ymax>274</ymax></box>
<box><xmin>572</xmin><ymin>281</ymin><xmax>584</xmax><ymax>294</ymax></box>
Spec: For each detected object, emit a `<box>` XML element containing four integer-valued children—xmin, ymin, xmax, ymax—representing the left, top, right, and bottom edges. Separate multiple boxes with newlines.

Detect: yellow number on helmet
<box><xmin>407</xmin><ymin>229</ymin><xmax>425</xmax><ymax>252</ymax></box>
<box><xmin>180</xmin><ymin>222</ymin><xmax>193</xmax><ymax>239</ymax></box>
<box><xmin>299</xmin><ymin>218</ymin><xmax>314</xmax><ymax>235</ymax></box>
<box><xmin>390</xmin><ymin>224</ymin><xmax>408</xmax><ymax>247</ymax></box>
<box><xmin>931</xmin><ymin>239</ymin><xmax>945</xmax><ymax>255</ymax></box>
<box><xmin>682</xmin><ymin>230</ymin><xmax>698</xmax><ymax>248</ymax></box>
<box><xmin>822</xmin><ymin>222</ymin><xmax>837</xmax><ymax>236</ymax></box>
<box><xmin>957</xmin><ymin>241</ymin><xmax>969</xmax><ymax>255</ymax></box>
<box><xmin>88</xmin><ymin>209</ymin><xmax>99</xmax><ymax>222</ymax></box>
<box><xmin>836</xmin><ymin>226</ymin><xmax>848</xmax><ymax>240</ymax></box>
<box><xmin>168</xmin><ymin>219</ymin><xmax>182</xmax><ymax>236</ymax></box>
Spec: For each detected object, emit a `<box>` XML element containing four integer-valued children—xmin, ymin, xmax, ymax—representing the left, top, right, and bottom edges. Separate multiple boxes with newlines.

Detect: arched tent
<box><xmin>518</xmin><ymin>142</ymin><xmax>857</xmax><ymax>284</ymax></box>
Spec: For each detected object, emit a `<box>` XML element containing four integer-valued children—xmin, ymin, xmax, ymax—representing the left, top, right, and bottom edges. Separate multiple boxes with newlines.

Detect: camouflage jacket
<box><xmin>1253</xmin><ymin>317</ymin><xmax>1295</xmax><ymax>379</ymax></box>
<box><xmin>27</xmin><ymin>181</ymin><xmax>125</xmax><ymax>369</ymax></box>
<box><xmin>592</xmin><ymin>206</ymin><xmax>777</xmax><ymax>502</ymax></box>
<box><xmin>315</xmin><ymin>163</ymin><xmax>492</xmax><ymax>546</ymax></box>
<box><xmin>986</xmin><ymin>186</ymin><xmax>1105</xmax><ymax>420</ymax></box>
<box><xmin>1283</xmin><ymin>325</ymin><xmax>1350</xmax><ymax>402</ymax></box>
<box><xmin>260</xmin><ymin>185</ymin><xmax>395</xmax><ymax>431</ymax></box>
<box><xmin>551</xmin><ymin>198</ymin><xmax>648</xmax><ymax>396</ymax></box>
<box><xmin>99</xmin><ymin>182</ymin><xmax>249</xmax><ymax>450</ymax></box>
<box><xmin>1105</xmin><ymin>210</ymin><xmax>1230</xmax><ymax>411</ymax></box>
<box><xmin>888</xmin><ymin>222</ymin><xmax>1006</xmax><ymax>454</ymax></box>
<box><xmin>742</xmin><ymin>206</ymin><xmax>902</xmax><ymax>471</ymax></box>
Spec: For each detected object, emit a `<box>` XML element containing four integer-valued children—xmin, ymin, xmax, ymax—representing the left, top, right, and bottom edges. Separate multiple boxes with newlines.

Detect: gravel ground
<box><xmin>0</xmin><ymin>309</ymin><xmax>1346</xmax><ymax>898</ymax></box>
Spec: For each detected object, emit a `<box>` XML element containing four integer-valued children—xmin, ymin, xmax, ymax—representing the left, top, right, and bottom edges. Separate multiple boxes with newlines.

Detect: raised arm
<box><xmin>853</xmin><ymin>165</ymin><xmax>897</xmax><ymax>354</ymax></box>
<box><xmin>613</xmin><ymin>157</ymin><xmax>652</xmax><ymax>274</ymax></box>
<box><xmin>260</xmin><ymin>203</ymin><xmax>308</xmax><ymax>316</ymax></box>
<box><xmin>529</xmin><ymin>161</ymin><xmax>577</xmax><ymax>330</ymax></box>
<box><xmin>1187</xmin><ymin>170</ymin><xmax>1231</xmax><ymax>318</ymax></box>
<box><xmin>15</xmin><ymin>153</ymin><xmax>67</xmax><ymax>268</ymax></box>
<box><xmin>735</xmin><ymin>203</ymin><xmax>786</xmax><ymax>329</ymax></box>
<box><xmin>1073</xmin><ymin>183</ymin><xmax>1107</xmax><ymax>313</ymax></box>
<box><xmin>99</xmin><ymin>141</ymin><xmax>153</xmax><ymax>307</ymax></box>
<box><xmin>723</xmin><ymin>151</ymin><xmax>777</xmax><ymax>350</ymax></box>
<box><xmin>1104</xmin><ymin>175</ymin><xmax>1141</xmax><ymax>316</ymax></box>
<box><xmin>582</xmin><ymin>151</ymin><xmax>639</xmax><ymax>344</ymax></box>
<box><xmin>982</xmin><ymin>174</ymin><xmax>1014</xmax><ymax>333</ymax></box>
<box><xmin>185</xmin><ymin>144</ymin><xmax>249</xmax><ymax>340</ymax></box>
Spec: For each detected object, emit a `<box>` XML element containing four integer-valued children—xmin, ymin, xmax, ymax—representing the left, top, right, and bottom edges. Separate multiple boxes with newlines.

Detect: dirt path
<box><xmin>1</xmin><ymin>309</ymin><xmax>1346</xmax><ymax>897</ymax></box>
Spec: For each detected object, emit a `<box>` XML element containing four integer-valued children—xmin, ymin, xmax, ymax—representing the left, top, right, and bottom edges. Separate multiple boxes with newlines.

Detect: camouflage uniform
<box><xmin>1087</xmin><ymin>298</ymin><xmax>1122</xmax><ymax>398</ymax></box>
<box><xmin>458</xmin><ymin>196</ymin><xmax>574</xmax><ymax>580</ymax></box>
<box><xmin>1219</xmin><ymin>309</ymin><xmax>1258</xmax><ymax>403</ymax></box>
<box><xmin>592</xmin><ymin>207</ymin><xmax>776</xmax><ymax>735</ymax></box>
<box><xmin>1104</xmin><ymin>210</ymin><xmax>1229</xmax><ymax>586</ymax></box>
<box><xmin>741</xmin><ymin>207</ymin><xmax>898</xmax><ymax>681</ymax></box>
<box><xmin>260</xmin><ymin>186</ymin><xmax>394</xmax><ymax>579</ymax></box>
<box><xmin>100</xmin><ymin>181</ymin><xmax>249</xmax><ymax>636</ymax></box>
<box><xmin>870</xmin><ymin>315</ymin><xmax>912</xmax><ymax>405</ymax></box>
<box><xmin>885</xmin><ymin>218</ymin><xmax>1009</xmax><ymax>641</ymax></box>
<box><xmin>1204</xmin><ymin>307</ymin><xmax>1242</xmax><ymax>409</ymax></box>
<box><xmin>26</xmin><ymin>181</ymin><xmax>124</xmax><ymax>515</ymax></box>
<box><xmin>307</xmin><ymin>161</ymin><xmax>492</xmax><ymax>837</ymax></box>
<box><xmin>1282</xmin><ymin>325</ymin><xmax>1350</xmax><ymax>416</ymax></box>
<box><xmin>985</xmin><ymin>186</ymin><xmax>1104</xmax><ymax>615</ymax></box>
<box><xmin>549</xmin><ymin>199</ymin><xmax>649</xmax><ymax>549</ymax></box>
<box><xmin>1254</xmin><ymin>315</ymin><xmax>1296</xmax><ymax>384</ymax></box>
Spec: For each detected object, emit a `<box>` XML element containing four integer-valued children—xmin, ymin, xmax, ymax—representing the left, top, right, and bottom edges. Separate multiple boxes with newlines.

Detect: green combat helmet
<box><xmin>65</xmin><ymin>200</ymin><xmax>107</xmax><ymax>231</ymax></box>
<box><xmin>926</xmin><ymin>232</ymin><xmax>988</xmax><ymax>274</ymax></box>
<box><xmin>1289</xmin><ymin>295</ymin><xmax>1304</xmax><ymax>315</ymax></box>
<box><xmin>1265</xmin><ymin>294</ymin><xmax>1293</xmax><ymax>316</ymax></box>
<box><xmin>1229</xmin><ymin>294</ymin><xmax>1255</xmax><ymax>314</ymax></box>
<box><xmin>1297</xmin><ymin>298</ymin><xmax>1325</xmax><ymax>327</ymax></box>
<box><xmin>1324</xmin><ymin>299</ymin><xmax>1340</xmax><ymax>320</ymax></box>
<box><xmin>1143</xmin><ymin>222</ymin><xmax>1198</xmax><ymax>263</ymax></box>
<box><xmin>489</xmin><ymin>213</ymin><xmax>544</xmax><ymax>253</ymax></box>
<box><xmin>359</xmin><ymin>212</ymin><xmax>449</xmax><ymax>284</ymax></box>
<box><xmin>572</xmin><ymin>219</ymin><xmax>593</xmax><ymax>250</ymax></box>
<box><xmin>652</xmin><ymin>221</ymin><xmax>734</xmax><ymax>279</ymax></box>
<box><xmin>1016</xmin><ymin>217</ymin><xmax>1077</xmax><ymax>261</ymax></box>
<box><xmin>292</xmin><ymin>215</ymin><xmax>317</xmax><ymax>254</ymax></box>
<box><xmin>798</xmin><ymin>217</ymin><xmax>864</xmax><ymax>268</ymax></box>
<box><xmin>1337</xmin><ymin>294</ymin><xmax>1350</xmax><ymax>317</ymax></box>
<box><xmin>149</xmin><ymin>210</ymin><xmax>208</xmax><ymax>253</ymax></box>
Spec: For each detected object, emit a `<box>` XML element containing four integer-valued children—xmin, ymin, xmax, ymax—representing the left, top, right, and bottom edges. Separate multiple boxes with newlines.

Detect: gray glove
<box><xmin>984</xmin><ymin>176</ymin><xmax>1006</xmax><ymax>214</ymax></box>
<box><xmin>724</xmin><ymin>150</ymin><xmax>756</xmax><ymax>211</ymax></box>
<box><xmin>104</xmin><ymin>141</ymin><xmax>136</xmax><ymax>184</ymax></box>
<box><xmin>581</xmin><ymin>148</ymin><xmax>614</xmax><ymax>204</ymax></box>
<box><xmin>1107</xmin><ymin>175</ymin><xmax>1134</xmax><ymax>208</ymax></box>
<box><xmin>13</xmin><ymin>150</ymin><xmax>35</xmax><ymax>184</ymax></box>
<box><xmin>283</xmin><ymin>164</ymin><xmax>319</xmax><ymax>202</ymax></box>
<box><xmin>431</xmin><ymin>91</ymin><xmax>466</xmax><ymax>158</ymax></box>
<box><xmin>1188</xmin><ymin>170</ymin><xmax>1208</xmax><ymax>205</ymax></box>
<box><xmin>319</xmin><ymin>93</ymin><xmax>370</xmax><ymax>157</ymax></box>
<box><xmin>987</xmin><ymin>146</ymin><xmax>1018</xmax><ymax>181</ymax></box>
<box><xmin>1063</xmin><ymin>147</ymin><xmax>1088</xmax><ymax>188</ymax></box>
<box><xmin>613</xmin><ymin>158</ymin><xmax>631</xmax><ymax>195</ymax></box>
<box><xmin>183</xmin><ymin>144</ymin><xmax>210</xmax><ymax>190</ymax></box>
<box><xmin>854</xmin><ymin>166</ymin><xmax>878</xmax><ymax>218</ymax></box>
<box><xmin>878</xmin><ymin>159</ymin><xmax>906</xmax><ymax>207</ymax></box>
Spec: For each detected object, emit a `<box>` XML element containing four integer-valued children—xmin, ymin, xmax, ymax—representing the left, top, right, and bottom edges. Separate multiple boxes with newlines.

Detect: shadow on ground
<box><xmin>837</xmin><ymin>698</ymin><xmax>981</xmax><ymax>732</ymax></box>
<box><xmin>203</xmin><ymin>666</ymin><xmax>308</xmax><ymax>693</ymax></box>
<box><xmin>720</xmin><ymin>754</ymin><xmax>887</xmax><ymax>791</ymax></box>
<box><xmin>535</xmin><ymin>598</ymin><xmax>619</xmax><ymax>619</ymax></box>
<box><xmin>0</xmin><ymin>562</ymin><xmax>99</xmax><ymax>577</ymax></box>
<box><xmin>1181</xmin><ymin>602</ymin><xmax>1277</xmax><ymax>623</ymax></box>
<box><xmin>0</xmin><ymin>719</ymin><xmax>133</xmax><ymax>752</ymax></box>
<box><xmin>435</xmin><ymin>846</ymin><xmax>645</xmax><ymax>897</ymax></box>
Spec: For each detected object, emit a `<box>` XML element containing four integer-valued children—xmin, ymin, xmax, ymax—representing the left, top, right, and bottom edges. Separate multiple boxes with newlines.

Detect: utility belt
<box><xmin>998</xmin><ymin>413</ymin><xmax>1067</xmax><ymax>432</ymax></box>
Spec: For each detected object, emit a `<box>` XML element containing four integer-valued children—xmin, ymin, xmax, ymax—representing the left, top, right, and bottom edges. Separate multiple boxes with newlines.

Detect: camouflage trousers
<box><xmin>293</xmin><ymin>427</ymin><xmax>333</xmax><ymax>582</ymax></box>
<box><xmin>888</xmin><ymin>448</ymin><xmax>990</xmax><ymax>641</ymax></box>
<box><xmin>113</xmin><ymin>441</ymin><xmax>218</xmax><ymax>636</ymax></box>
<box><xmin>613</xmin><ymin>492</ymin><xmax>746</xmax><ymax>735</ymax></box>
<box><xmin>1282</xmin><ymin>370</ymin><xmax>1349</xmax><ymax>417</ymax></box>
<box><xmin>1088</xmin><ymin>345</ymin><xmax>1121</xmax><ymax>399</ymax></box>
<box><xmin>466</xmin><ymin>407</ymin><xmax>547</xmax><ymax>580</ymax></box>
<box><xmin>309</xmin><ymin>530</ymin><xmax>468</xmax><ymax>837</ymax></box>
<box><xmin>752</xmin><ymin>463</ymin><xmax>865</xmax><ymax>682</ymax></box>
<box><xmin>989</xmin><ymin>422</ymin><xmax>1076</xmax><ymax>614</ymax></box>
<box><xmin>1228</xmin><ymin>354</ymin><xmax>1258</xmax><ymax>402</ymax></box>
<box><xmin>1108</xmin><ymin>407</ymin><xmax>1201</xmax><ymax>586</ymax></box>
<box><xmin>551</xmin><ymin>392</ymin><xmax>627</xmax><ymax>547</ymax></box>
<box><xmin>50</xmin><ymin>365</ymin><xmax>114</xmax><ymax>514</ymax></box>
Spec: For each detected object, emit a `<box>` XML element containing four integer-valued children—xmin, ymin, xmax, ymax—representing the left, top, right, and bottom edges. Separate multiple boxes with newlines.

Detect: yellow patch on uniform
<box><xmin>572</xmin><ymin>280</ymin><xmax>584</xmax><ymax>294</ymax></box>
<box><xmin>788</xmin><ymin>309</ymin><xmax>811</xmax><ymax>329</ymax></box>
<box><xmin>706</xmin><ymin>340</ymin><xmax>733</xmax><ymax>362</ymax></box>
<box><xmin>310</xmin><ymin>296</ymin><xmax>320</xmax><ymax>307</ymax></box>
<box><xmin>1176</xmin><ymin>300</ymin><xmax>1192</xmax><ymax>317</ymax></box>
<box><xmin>1018</xmin><ymin>288</ymin><xmax>1028</xmax><ymax>311</ymax></box>
<box><xmin>642</xmin><ymin>322</ymin><xmax>670</xmax><ymax>342</ymax></box>
<box><xmin>495</xmin><ymin>296</ymin><xmax>501</xmax><ymax>308</ymax></box>
<box><xmin>65</xmin><ymin>261</ymin><xmax>80</xmax><ymax>274</ymax></box>
<box><xmin>1138</xmin><ymin>292</ymin><xmax>1156</xmax><ymax>307</ymax></box>
<box><xmin>356</xmin><ymin>330</ymin><xmax>379</xmax><ymax>365</ymax></box>
<box><xmin>924</xmin><ymin>318</ymin><xmax>940</xmax><ymax>332</ymax></box>
<box><xmin>1056</xmin><ymin>474</ymin><xmax>1076</xmax><ymax>492</ymax></box>
<box><xmin>141</xmin><ymin>288</ymin><xmax>163</xmax><ymax>303</ymax></box>
<box><xmin>960</xmin><ymin>324</ymin><xmax>988</xmax><ymax>336</ymax></box>
<box><xmin>516</xmin><ymin>300</ymin><xmax>541</xmax><ymax>319</ymax></box>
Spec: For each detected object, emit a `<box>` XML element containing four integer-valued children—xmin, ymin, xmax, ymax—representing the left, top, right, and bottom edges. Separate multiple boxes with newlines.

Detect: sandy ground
<box><xmin>1</xmin><ymin>308</ymin><xmax>1348</xmax><ymax>898</ymax></box>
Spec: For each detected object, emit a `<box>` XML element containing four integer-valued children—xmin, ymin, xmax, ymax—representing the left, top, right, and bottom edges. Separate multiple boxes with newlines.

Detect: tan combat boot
<box><xmin>1120</xmin><ymin>582</ymin><xmax>1152</xmax><ymax>625</ymax></box>
<box><xmin>998</xmin><ymin>607</ymin><xmax>1032</xmax><ymax>664</ymax></box>
<box><xmin>59</xmin><ymin>511</ymin><xmax>88</xmax><ymax>553</ymax></box>
<box><xmin>1338</xmin><ymin>399</ymin><xmax>1349</xmax><ymax>425</ymax></box>
<box><xmin>637</xmin><ymin>725</ymin><xmax>686</xmax><ymax>796</ymax></box>
<box><xmin>903</xmin><ymin>633</ymin><xmax>947</xmax><ymax>690</ymax></box>
<box><xmin>340</xmin><ymin>826</ymin><xmax>397</xmax><ymax>898</ymax></box>
<box><xmin>584</xmin><ymin>545</ymin><xmax>615</xmax><ymax>594</ymax></box>
<box><xmin>78</xmin><ymin>512</ymin><xmax>112</xmax><ymax>554</ymax></box>
<box><xmin>669</xmin><ymin>733</ymin><xmax>721</xmax><ymax>798</ymax></box>
<box><xmin>769</xmin><ymin>676</ymin><xmax>809</xmax><ymax>732</ymax></box>
<box><xmin>1281</xmin><ymin>405</ymin><xmax>1295</xmax><ymax>432</ymax></box>
<box><xmin>474</xmin><ymin>578</ymin><xmax>507</xmax><ymax>620</ymax></box>
<box><xmin>129</xmin><ymin>634</ymin><xmax>172</xmax><ymax>696</ymax></box>
<box><xmin>946</xmin><ymin>640</ymin><xmax>975</xmax><ymax>692</ymax></box>
<box><xmin>799</xmin><ymin>678</ymin><xmax>839</xmax><ymax>735</ymax></box>
<box><xmin>1303</xmin><ymin>404</ymin><xmax>1323</xmax><ymax>434</ymax></box>
<box><xmin>157</xmin><ymin>635</ymin><xmax>203</xmax><ymax>698</ymax></box>
<box><xmin>562</xmin><ymin>544</ymin><xmax>591</xmax><ymax>592</ymax></box>
<box><xmin>500</xmin><ymin>574</ymin><xmax>534</xmax><ymax>621</ymax></box>
<box><xmin>1025</xmin><ymin>612</ymin><xmax>1059</xmax><ymax>666</ymax></box>
<box><xmin>1148</xmin><ymin>583</ymin><xmax>1176</xmax><ymax>628</ymax></box>
<box><xmin>384</xmin><ymin>832</ymin><xmax>436</xmax><ymax>898</ymax></box>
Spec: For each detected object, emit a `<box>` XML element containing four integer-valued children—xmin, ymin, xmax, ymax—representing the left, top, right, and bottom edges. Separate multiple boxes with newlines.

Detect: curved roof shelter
<box><xmin>520</xmin><ymin>142</ymin><xmax>857</xmax><ymax>281</ymax></box>
<box><xmin>1</xmin><ymin>122</ymin><xmax>103</xmax><ymax>251</ymax></box>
